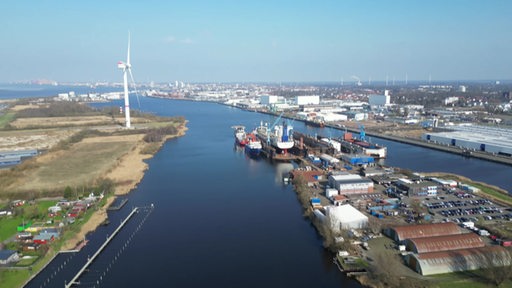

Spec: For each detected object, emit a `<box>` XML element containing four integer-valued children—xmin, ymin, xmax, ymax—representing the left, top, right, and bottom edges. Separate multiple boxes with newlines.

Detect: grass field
<box><xmin>0</xmin><ymin>215</ymin><xmax>24</xmax><ymax>242</ymax></box>
<box><xmin>0</xmin><ymin>112</ymin><xmax>15</xmax><ymax>128</ymax></box>
<box><xmin>0</xmin><ymin>200</ymin><xmax>58</xmax><ymax>242</ymax></box>
<box><xmin>430</xmin><ymin>271</ymin><xmax>512</xmax><ymax>288</ymax></box>
<box><xmin>471</xmin><ymin>183</ymin><xmax>512</xmax><ymax>206</ymax></box>
<box><xmin>13</xmin><ymin>138</ymin><xmax>136</xmax><ymax>192</ymax></box>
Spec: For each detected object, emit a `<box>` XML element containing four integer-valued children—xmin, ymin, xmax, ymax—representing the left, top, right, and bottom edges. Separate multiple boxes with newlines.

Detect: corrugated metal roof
<box><xmin>416</xmin><ymin>246</ymin><xmax>506</xmax><ymax>260</ymax></box>
<box><xmin>392</xmin><ymin>222</ymin><xmax>462</xmax><ymax>242</ymax></box>
<box><xmin>406</xmin><ymin>233</ymin><xmax>484</xmax><ymax>254</ymax></box>
<box><xmin>410</xmin><ymin>246</ymin><xmax>511</xmax><ymax>276</ymax></box>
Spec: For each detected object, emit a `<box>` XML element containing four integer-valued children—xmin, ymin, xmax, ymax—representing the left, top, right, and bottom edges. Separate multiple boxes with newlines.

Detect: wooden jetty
<box><xmin>65</xmin><ymin>207</ymin><xmax>140</xmax><ymax>288</ymax></box>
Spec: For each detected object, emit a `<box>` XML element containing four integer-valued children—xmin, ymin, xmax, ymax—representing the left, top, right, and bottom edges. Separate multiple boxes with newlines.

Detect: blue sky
<box><xmin>1</xmin><ymin>0</ymin><xmax>511</xmax><ymax>83</ymax></box>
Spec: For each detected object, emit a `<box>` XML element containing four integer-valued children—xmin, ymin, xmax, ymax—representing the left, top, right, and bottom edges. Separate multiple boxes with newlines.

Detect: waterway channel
<box><xmin>26</xmin><ymin>96</ymin><xmax>510</xmax><ymax>287</ymax></box>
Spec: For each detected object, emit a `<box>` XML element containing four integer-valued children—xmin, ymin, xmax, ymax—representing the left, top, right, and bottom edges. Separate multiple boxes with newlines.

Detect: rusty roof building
<box><xmin>385</xmin><ymin>222</ymin><xmax>462</xmax><ymax>243</ymax></box>
<box><xmin>405</xmin><ymin>233</ymin><xmax>485</xmax><ymax>254</ymax></box>
<box><xmin>406</xmin><ymin>246</ymin><xmax>512</xmax><ymax>276</ymax></box>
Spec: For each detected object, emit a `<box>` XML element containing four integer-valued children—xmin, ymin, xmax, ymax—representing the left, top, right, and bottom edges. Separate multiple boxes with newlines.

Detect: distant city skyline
<box><xmin>1</xmin><ymin>1</ymin><xmax>511</xmax><ymax>83</ymax></box>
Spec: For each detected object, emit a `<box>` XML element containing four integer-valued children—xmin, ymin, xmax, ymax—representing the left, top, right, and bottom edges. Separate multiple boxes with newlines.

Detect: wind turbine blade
<box><xmin>127</xmin><ymin>31</ymin><xmax>131</xmax><ymax>65</ymax></box>
<box><xmin>128</xmin><ymin>69</ymin><xmax>141</xmax><ymax>108</ymax></box>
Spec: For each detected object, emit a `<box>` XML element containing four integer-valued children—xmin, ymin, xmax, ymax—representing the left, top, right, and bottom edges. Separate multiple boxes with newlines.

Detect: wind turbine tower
<box><xmin>117</xmin><ymin>33</ymin><xmax>134</xmax><ymax>128</ymax></box>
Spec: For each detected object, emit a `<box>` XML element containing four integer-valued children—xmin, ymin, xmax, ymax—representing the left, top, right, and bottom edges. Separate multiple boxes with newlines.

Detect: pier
<box><xmin>107</xmin><ymin>198</ymin><xmax>128</xmax><ymax>211</ymax></box>
<box><xmin>64</xmin><ymin>206</ymin><xmax>142</xmax><ymax>288</ymax></box>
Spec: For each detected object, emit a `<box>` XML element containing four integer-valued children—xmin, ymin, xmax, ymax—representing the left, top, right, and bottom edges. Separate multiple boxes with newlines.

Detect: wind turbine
<box><xmin>117</xmin><ymin>32</ymin><xmax>135</xmax><ymax>128</ymax></box>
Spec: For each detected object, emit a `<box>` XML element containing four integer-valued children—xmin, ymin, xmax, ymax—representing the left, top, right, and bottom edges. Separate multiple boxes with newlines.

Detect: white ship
<box><xmin>256</xmin><ymin>121</ymin><xmax>294</xmax><ymax>152</ymax></box>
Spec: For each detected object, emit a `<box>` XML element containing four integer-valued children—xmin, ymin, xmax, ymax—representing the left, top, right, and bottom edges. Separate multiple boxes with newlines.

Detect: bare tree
<box><xmin>367</xmin><ymin>217</ymin><xmax>382</xmax><ymax>235</ymax></box>
<box><xmin>481</xmin><ymin>247</ymin><xmax>512</xmax><ymax>287</ymax></box>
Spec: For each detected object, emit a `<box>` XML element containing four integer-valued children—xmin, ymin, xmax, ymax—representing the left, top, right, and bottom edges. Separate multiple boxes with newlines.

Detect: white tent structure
<box><xmin>325</xmin><ymin>204</ymin><xmax>368</xmax><ymax>232</ymax></box>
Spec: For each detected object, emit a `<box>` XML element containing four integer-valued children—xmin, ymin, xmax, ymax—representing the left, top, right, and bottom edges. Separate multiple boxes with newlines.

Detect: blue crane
<box><xmin>358</xmin><ymin>124</ymin><xmax>366</xmax><ymax>142</ymax></box>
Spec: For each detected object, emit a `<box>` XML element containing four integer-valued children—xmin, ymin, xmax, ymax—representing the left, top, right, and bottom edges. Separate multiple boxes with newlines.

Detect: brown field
<box><xmin>8</xmin><ymin>103</ymin><xmax>48</xmax><ymax>111</ymax></box>
<box><xmin>340</xmin><ymin>120</ymin><xmax>426</xmax><ymax>139</ymax></box>
<box><xmin>0</xmin><ymin>129</ymin><xmax>74</xmax><ymax>151</ymax></box>
<box><xmin>10</xmin><ymin>115</ymin><xmax>115</xmax><ymax>129</ymax></box>
<box><xmin>9</xmin><ymin>135</ymin><xmax>140</xmax><ymax>192</ymax></box>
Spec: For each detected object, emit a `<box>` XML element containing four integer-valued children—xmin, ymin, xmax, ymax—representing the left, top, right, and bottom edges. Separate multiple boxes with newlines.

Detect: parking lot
<box><xmin>421</xmin><ymin>190</ymin><xmax>511</xmax><ymax>224</ymax></box>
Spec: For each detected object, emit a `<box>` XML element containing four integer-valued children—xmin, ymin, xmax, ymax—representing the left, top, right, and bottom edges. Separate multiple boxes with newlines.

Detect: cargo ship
<box><xmin>244</xmin><ymin>132</ymin><xmax>262</xmax><ymax>157</ymax></box>
<box><xmin>305</xmin><ymin>117</ymin><xmax>325</xmax><ymax>128</ymax></box>
<box><xmin>232</xmin><ymin>125</ymin><xmax>248</xmax><ymax>146</ymax></box>
<box><xmin>340</xmin><ymin>126</ymin><xmax>387</xmax><ymax>158</ymax></box>
<box><xmin>256</xmin><ymin>120</ymin><xmax>294</xmax><ymax>154</ymax></box>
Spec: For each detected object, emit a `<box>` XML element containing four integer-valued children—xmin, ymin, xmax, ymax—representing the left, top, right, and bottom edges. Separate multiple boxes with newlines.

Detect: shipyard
<box><xmin>2</xmin><ymin>1</ymin><xmax>512</xmax><ymax>287</ymax></box>
<box><xmin>219</xmin><ymin>82</ymin><xmax>512</xmax><ymax>287</ymax></box>
<box><xmin>1</xmin><ymin>82</ymin><xmax>512</xmax><ymax>288</ymax></box>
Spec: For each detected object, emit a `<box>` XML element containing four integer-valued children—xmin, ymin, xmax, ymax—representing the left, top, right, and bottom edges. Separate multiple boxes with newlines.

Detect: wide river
<box><xmin>25</xmin><ymin>96</ymin><xmax>510</xmax><ymax>288</ymax></box>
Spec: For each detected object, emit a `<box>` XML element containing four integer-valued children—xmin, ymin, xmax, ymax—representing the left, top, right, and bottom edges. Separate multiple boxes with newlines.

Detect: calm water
<box><xmin>0</xmin><ymin>84</ymin><xmax>121</xmax><ymax>99</ymax></box>
<box><xmin>23</xmin><ymin>96</ymin><xmax>511</xmax><ymax>287</ymax></box>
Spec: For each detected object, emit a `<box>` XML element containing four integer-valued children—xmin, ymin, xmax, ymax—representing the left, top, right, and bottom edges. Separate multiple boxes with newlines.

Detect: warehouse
<box><xmin>405</xmin><ymin>233</ymin><xmax>485</xmax><ymax>254</ymax></box>
<box><xmin>324</xmin><ymin>204</ymin><xmax>368</xmax><ymax>232</ymax></box>
<box><xmin>385</xmin><ymin>222</ymin><xmax>462</xmax><ymax>243</ymax></box>
<box><xmin>369</xmin><ymin>90</ymin><xmax>390</xmax><ymax>107</ymax></box>
<box><xmin>295</xmin><ymin>95</ymin><xmax>320</xmax><ymax>105</ymax></box>
<box><xmin>320</xmin><ymin>153</ymin><xmax>340</xmax><ymax>166</ymax></box>
<box><xmin>422</xmin><ymin>125</ymin><xmax>512</xmax><ymax>156</ymax></box>
<box><xmin>328</xmin><ymin>173</ymin><xmax>374</xmax><ymax>195</ymax></box>
<box><xmin>341</xmin><ymin>154</ymin><xmax>375</xmax><ymax>165</ymax></box>
<box><xmin>406</xmin><ymin>246</ymin><xmax>512</xmax><ymax>276</ymax></box>
<box><xmin>395</xmin><ymin>179</ymin><xmax>438</xmax><ymax>197</ymax></box>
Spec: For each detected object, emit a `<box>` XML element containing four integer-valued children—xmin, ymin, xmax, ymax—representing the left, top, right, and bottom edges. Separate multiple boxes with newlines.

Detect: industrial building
<box><xmin>422</xmin><ymin>125</ymin><xmax>512</xmax><ymax>156</ymax></box>
<box><xmin>259</xmin><ymin>95</ymin><xmax>279</xmax><ymax>105</ymax></box>
<box><xmin>368</xmin><ymin>90</ymin><xmax>390</xmax><ymax>107</ymax></box>
<box><xmin>324</xmin><ymin>204</ymin><xmax>368</xmax><ymax>231</ymax></box>
<box><xmin>406</xmin><ymin>246</ymin><xmax>511</xmax><ymax>276</ymax></box>
<box><xmin>295</xmin><ymin>95</ymin><xmax>320</xmax><ymax>105</ymax></box>
<box><xmin>385</xmin><ymin>222</ymin><xmax>462</xmax><ymax>243</ymax></box>
<box><xmin>342</xmin><ymin>111</ymin><xmax>367</xmax><ymax>121</ymax></box>
<box><xmin>340</xmin><ymin>154</ymin><xmax>375</xmax><ymax>165</ymax></box>
<box><xmin>319</xmin><ymin>154</ymin><xmax>340</xmax><ymax>166</ymax></box>
<box><xmin>394</xmin><ymin>179</ymin><xmax>438</xmax><ymax>197</ymax></box>
<box><xmin>328</xmin><ymin>173</ymin><xmax>374</xmax><ymax>195</ymax></box>
<box><xmin>404</xmin><ymin>233</ymin><xmax>485</xmax><ymax>254</ymax></box>
<box><xmin>0</xmin><ymin>149</ymin><xmax>38</xmax><ymax>167</ymax></box>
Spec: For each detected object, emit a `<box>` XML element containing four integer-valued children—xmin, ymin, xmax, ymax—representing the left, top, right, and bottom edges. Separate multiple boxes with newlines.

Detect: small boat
<box><xmin>232</xmin><ymin>125</ymin><xmax>248</xmax><ymax>146</ymax></box>
<box><xmin>244</xmin><ymin>132</ymin><xmax>262</xmax><ymax>157</ymax></box>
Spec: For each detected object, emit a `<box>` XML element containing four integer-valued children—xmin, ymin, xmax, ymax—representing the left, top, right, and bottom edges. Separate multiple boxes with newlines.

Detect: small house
<box><xmin>33</xmin><ymin>234</ymin><xmax>54</xmax><ymax>245</ymax></box>
<box><xmin>0</xmin><ymin>250</ymin><xmax>19</xmax><ymax>265</ymax></box>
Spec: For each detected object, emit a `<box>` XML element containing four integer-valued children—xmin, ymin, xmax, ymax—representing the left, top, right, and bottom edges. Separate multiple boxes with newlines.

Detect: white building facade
<box><xmin>369</xmin><ymin>90</ymin><xmax>390</xmax><ymax>107</ymax></box>
<box><xmin>295</xmin><ymin>95</ymin><xmax>320</xmax><ymax>105</ymax></box>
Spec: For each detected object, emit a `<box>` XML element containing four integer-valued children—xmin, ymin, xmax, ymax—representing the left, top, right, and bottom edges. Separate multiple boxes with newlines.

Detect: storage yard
<box><xmin>289</xmin><ymin>129</ymin><xmax>512</xmax><ymax>286</ymax></box>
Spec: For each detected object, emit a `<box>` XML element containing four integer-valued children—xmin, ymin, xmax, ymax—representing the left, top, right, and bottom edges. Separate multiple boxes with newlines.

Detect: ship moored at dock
<box><xmin>244</xmin><ymin>132</ymin><xmax>262</xmax><ymax>157</ymax></box>
<box><xmin>339</xmin><ymin>126</ymin><xmax>387</xmax><ymax>159</ymax></box>
<box><xmin>232</xmin><ymin>125</ymin><xmax>248</xmax><ymax>146</ymax></box>
<box><xmin>256</xmin><ymin>120</ymin><xmax>294</xmax><ymax>154</ymax></box>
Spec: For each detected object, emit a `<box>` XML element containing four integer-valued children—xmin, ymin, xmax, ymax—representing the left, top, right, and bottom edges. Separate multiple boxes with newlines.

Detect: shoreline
<box><xmin>60</xmin><ymin>125</ymin><xmax>187</xmax><ymax>251</ymax></box>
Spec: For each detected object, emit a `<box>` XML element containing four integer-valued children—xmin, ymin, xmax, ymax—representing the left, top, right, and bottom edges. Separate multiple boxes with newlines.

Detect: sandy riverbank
<box><xmin>61</xmin><ymin>125</ymin><xmax>187</xmax><ymax>251</ymax></box>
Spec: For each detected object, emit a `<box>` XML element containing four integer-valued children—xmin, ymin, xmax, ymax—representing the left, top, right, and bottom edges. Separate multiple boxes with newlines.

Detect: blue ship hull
<box><xmin>245</xmin><ymin>145</ymin><xmax>261</xmax><ymax>157</ymax></box>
